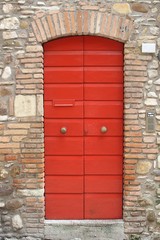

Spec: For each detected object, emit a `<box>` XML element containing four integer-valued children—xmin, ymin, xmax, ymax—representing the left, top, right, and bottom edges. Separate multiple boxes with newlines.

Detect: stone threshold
<box><xmin>45</xmin><ymin>219</ymin><xmax>125</xmax><ymax>240</ymax></box>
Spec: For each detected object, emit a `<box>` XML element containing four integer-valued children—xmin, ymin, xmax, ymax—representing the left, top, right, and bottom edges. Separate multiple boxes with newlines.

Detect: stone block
<box><xmin>10</xmin><ymin>166</ymin><xmax>21</xmax><ymax>178</ymax></box>
<box><xmin>3</xmin><ymin>4</ymin><xmax>14</xmax><ymax>14</ymax></box>
<box><xmin>12</xmin><ymin>215</ymin><xmax>23</xmax><ymax>231</ymax></box>
<box><xmin>0</xmin><ymin>87</ymin><xmax>12</xmax><ymax>96</ymax></box>
<box><xmin>3</xmin><ymin>31</ymin><xmax>18</xmax><ymax>40</ymax></box>
<box><xmin>112</xmin><ymin>3</ymin><xmax>132</xmax><ymax>15</ymax></box>
<box><xmin>0</xmin><ymin>202</ymin><xmax>5</xmax><ymax>208</ymax></box>
<box><xmin>136</xmin><ymin>161</ymin><xmax>152</xmax><ymax>175</ymax></box>
<box><xmin>138</xmin><ymin>196</ymin><xmax>153</xmax><ymax>206</ymax></box>
<box><xmin>2</xmin><ymin>66</ymin><xmax>11</xmax><ymax>79</ymax></box>
<box><xmin>0</xmin><ymin>184</ymin><xmax>13</xmax><ymax>196</ymax></box>
<box><xmin>131</xmin><ymin>3</ymin><xmax>149</xmax><ymax>13</ymax></box>
<box><xmin>148</xmin><ymin>70</ymin><xmax>158</xmax><ymax>79</ymax></box>
<box><xmin>17</xmin><ymin>189</ymin><xmax>44</xmax><ymax>197</ymax></box>
<box><xmin>154</xmin><ymin>78</ymin><xmax>160</xmax><ymax>85</ymax></box>
<box><xmin>37</xmin><ymin>94</ymin><xmax>43</xmax><ymax>116</ymax></box>
<box><xmin>150</xmin><ymin>27</ymin><xmax>159</xmax><ymax>36</ymax></box>
<box><xmin>14</xmin><ymin>95</ymin><xmax>36</xmax><ymax>117</ymax></box>
<box><xmin>45</xmin><ymin>220</ymin><xmax>124</xmax><ymax>240</ymax></box>
<box><xmin>0</xmin><ymin>168</ymin><xmax>8</xmax><ymax>180</ymax></box>
<box><xmin>149</xmin><ymin>60</ymin><xmax>159</xmax><ymax>69</ymax></box>
<box><xmin>147</xmin><ymin>92</ymin><xmax>157</xmax><ymax>98</ymax></box>
<box><xmin>147</xmin><ymin>209</ymin><xmax>156</xmax><ymax>222</ymax></box>
<box><xmin>145</xmin><ymin>98</ymin><xmax>158</xmax><ymax>106</ymax></box>
<box><xmin>0</xmin><ymin>17</ymin><xmax>20</xmax><ymax>30</ymax></box>
<box><xmin>6</xmin><ymin>199</ymin><xmax>23</xmax><ymax>210</ymax></box>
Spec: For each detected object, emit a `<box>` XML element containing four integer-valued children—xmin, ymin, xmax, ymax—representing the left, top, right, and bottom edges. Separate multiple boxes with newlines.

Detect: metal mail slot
<box><xmin>146</xmin><ymin>110</ymin><xmax>155</xmax><ymax>133</ymax></box>
<box><xmin>53</xmin><ymin>99</ymin><xmax>75</xmax><ymax>107</ymax></box>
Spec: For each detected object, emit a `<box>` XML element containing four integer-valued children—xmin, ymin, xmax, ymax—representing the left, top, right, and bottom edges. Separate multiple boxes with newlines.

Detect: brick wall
<box><xmin>0</xmin><ymin>1</ymin><xmax>160</xmax><ymax>239</ymax></box>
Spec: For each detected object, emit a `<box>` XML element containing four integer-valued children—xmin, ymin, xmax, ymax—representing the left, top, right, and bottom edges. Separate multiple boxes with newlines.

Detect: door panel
<box><xmin>85</xmin><ymin>137</ymin><xmax>123</xmax><ymax>155</ymax></box>
<box><xmin>44</xmin><ymin>101</ymin><xmax>83</xmax><ymax>119</ymax></box>
<box><xmin>84</xmin><ymin>67</ymin><xmax>123</xmax><ymax>83</ymax></box>
<box><xmin>84</xmin><ymin>101</ymin><xmax>123</xmax><ymax>119</ymax></box>
<box><xmin>44</xmin><ymin>67</ymin><xmax>83</xmax><ymax>83</ymax></box>
<box><xmin>44</xmin><ymin>51</ymin><xmax>83</xmax><ymax>67</ymax></box>
<box><xmin>85</xmin><ymin>176</ymin><xmax>123</xmax><ymax>193</ymax></box>
<box><xmin>44</xmin><ymin>36</ymin><xmax>83</xmax><ymax>51</ymax></box>
<box><xmin>85</xmin><ymin>119</ymin><xmax>123</xmax><ymax>136</ymax></box>
<box><xmin>45</xmin><ymin>119</ymin><xmax>83</xmax><ymax>137</ymax></box>
<box><xmin>85</xmin><ymin>194</ymin><xmax>122</xmax><ymax>219</ymax></box>
<box><xmin>45</xmin><ymin>156</ymin><xmax>83</xmax><ymax>175</ymax></box>
<box><xmin>46</xmin><ymin>194</ymin><xmax>83</xmax><ymax>219</ymax></box>
<box><xmin>85</xmin><ymin>156</ymin><xmax>123</xmax><ymax>175</ymax></box>
<box><xmin>44</xmin><ymin>36</ymin><xmax>124</xmax><ymax>220</ymax></box>
<box><xmin>84</xmin><ymin>84</ymin><xmax>123</xmax><ymax>101</ymax></box>
<box><xmin>46</xmin><ymin>176</ymin><xmax>83</xmax><ymax>193</ymax></box>
<box><xmin>84</xmin><ymin>51</ymin><xmax>123</xmax><ymax>66</ymax></box>
<box><xmin>45</xmin><ymin>137</ymin><xmax>83</xmax><ymax>155</ymax></box>
<box><xmin>44</xmin><ymin>84</ymin><xmax>83</xmax><ymax>101</ymax></box>
<box><xmin>84</xmin><ymin>36</ymin><xmax>123</xmax><ymax>51</ymax></box>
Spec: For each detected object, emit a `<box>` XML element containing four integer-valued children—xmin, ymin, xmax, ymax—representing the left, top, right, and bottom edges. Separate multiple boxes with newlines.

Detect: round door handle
<box><xmin>101</xmin><ymin>126</ymin><xmax>107</xmax><ymax>133</ymax></box>
<box><xmin>60</xmin><ymin>127</ymin><xmax>67</xmax><ymax>134</ymax></box>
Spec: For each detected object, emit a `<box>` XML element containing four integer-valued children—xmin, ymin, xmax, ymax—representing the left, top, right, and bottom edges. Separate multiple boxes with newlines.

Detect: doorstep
<box><xmin>45</xmin><ymin>219</ymin><xmax>124</xmax><ymax>240</ymax></box>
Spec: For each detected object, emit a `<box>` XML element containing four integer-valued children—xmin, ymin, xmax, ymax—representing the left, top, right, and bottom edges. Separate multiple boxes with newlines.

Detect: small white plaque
<box><xmin>142</xmin><ymin>43</ymin><xmax>156</xmax><ymax>53</ymax></box>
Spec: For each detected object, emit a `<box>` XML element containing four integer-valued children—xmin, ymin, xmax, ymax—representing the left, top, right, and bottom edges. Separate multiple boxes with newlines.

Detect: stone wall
<box><xmin>0</xmin><ymin>0</ymin><xmax>160</xmax><ymax>239</ymax></box>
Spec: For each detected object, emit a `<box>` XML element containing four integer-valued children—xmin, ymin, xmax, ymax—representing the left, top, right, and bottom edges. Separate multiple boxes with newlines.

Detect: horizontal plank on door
<box><xmin>84</xmin><ymin>119</ymin><xmax>123</xmax><ymax>136</ymax></box>
<box><xmin>44</xmin><ymin>51</ymin><xmax>83</xmax><ymax>67</ymax></box>
<box><xmin>85</xmin><ymin>156</ymin><xmax>123</xmax><ymax>175</ymax></box>
<box><xmin>44</xmin><ymin>36</ymin><xmax>83</xmax><ymax>51</ymax></box>
<box><xmin>45</xmin><ymin>176</ymin><xmax>83</xmax><ymax>193</ymax></box>
<box><xmin>45</xmin><ymin>194</ymin><xmax>83</xmax><ymax>219</ymax></box>
<box><xmin>85</xmin><ymin>175</ymin><xmax>122</xmax><ymax>193</ymax></box>
<box><xmin>45</xmin><ymin>119</ymin><xmax>83</xmax><ymax>136</ymax></box>
<box><xmin>84</xmin><ymin>67</ymin><xmax>123</xmax><ymax>83</ymax></box>
<box><xmin>44</xmin><ymin>101</ymin><xmax>83</xmax><ymax>119</ymax></box>
<box><xmin>84</xmin><ymin>51</ymin><xmax>123</xmax><ymax>66</ymax></box>
<box><xmin>84</xmin><ymin>36</ymin><xmax>123</xmax><ymax>51</ymax></box>
<box><xmin>85</xmin><ymin>193</ymin><xmax>122</xmax><ymax>219</ymax></box>
<box><xmin>45</xmin><ymin>156</ymin><xmax>83</xmax><ymax>175</ymax></box>
<box><xmin>44</xmin><ymin>84</ymin><xmax>83</xmax><ymax>101</ymax></box>
<box><xmin>45</xmin><ymin>137</ymin><xmax>83</xmax><ymax>155</ymax></box>
<box><xmin>84</xmin><ymin>101</ymin><xmax>123</xmax><ymax>119</ymax></box>
<box><xmin>85</xmin><ymin>137</ymin><xmax>123</xmax><ymax>155</ymax></box>
<box><xmin>84</xmin><ymin>84</ymin><xmax>123</xmax><ymax>101</ymax></box>
<box><xmin>44</xmin><ymin>67</ymin><xmax>83</xmax><ymax>83</ymax></box>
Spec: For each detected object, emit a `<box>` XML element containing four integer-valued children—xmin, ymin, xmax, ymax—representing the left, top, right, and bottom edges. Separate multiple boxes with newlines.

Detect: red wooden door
<box><xmin>44</xmin><ymin>36</ymin><xmax>123</xmax><ymax>220</ymax></box>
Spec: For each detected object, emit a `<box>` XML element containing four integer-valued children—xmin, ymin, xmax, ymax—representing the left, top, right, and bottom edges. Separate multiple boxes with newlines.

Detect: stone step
<box><xmin>45</xmin><ymin>220</ymin><xmax>124</xmax><ymax>240</ymax></box>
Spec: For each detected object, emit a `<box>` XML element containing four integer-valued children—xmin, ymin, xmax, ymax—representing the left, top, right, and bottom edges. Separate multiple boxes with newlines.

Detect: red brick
<box><xmin>47</xmin><ymin>15</ymin><xmax>56</xmax><ymax>37</ymax></box>
<box><xmin>77</xmin><ymin>11</ymin><xmax>83</xmax><ymax>34</ymax></box>
<box><xmin>41</xmin><ymin>16</ymin><xmax>51</xmax><ymax>39</ymax></box>
<box><xmin>5</xmin><ymin>155</ymin><xmax>17</xmax><ymax>161</ymax></box>
<box><xmin>58</xmin><ymin>12</ymin><xmax>66</xmax><ymax>35</ymax></box>
<box><xmin>63</xmin><ymin>11</ymin><xmax>71</xmax><ymax>34</ymax></box>
<box><xmin>52</xmin><ymin>13</ymin><xmax>61</xmax><ymax>36</ymax></box>
<box><xmin>31</xmin><ymin>21</ymin><xmax>42</xmax><ymax>42</ymax></box>
<box><xmin>35</xmin><ymin>18</ymin><xmax>47</xmax><ymax>42</ymax></box>
<box><xmin>70</xmin><ymin>11</ymin><xmax>76</xmax><ymax>34</ymax></box>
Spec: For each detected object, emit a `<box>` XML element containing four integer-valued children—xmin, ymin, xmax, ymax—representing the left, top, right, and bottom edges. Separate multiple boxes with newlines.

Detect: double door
<box><xmin>44</xmin><ymin>36</ymin><xmax>124</xmax><ymax>219</ymax></box>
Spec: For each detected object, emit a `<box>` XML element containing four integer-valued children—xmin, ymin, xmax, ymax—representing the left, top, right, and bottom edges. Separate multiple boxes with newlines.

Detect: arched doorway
<box><xmin>44</xmin><ymin>36</ymin><xmax>124</xmax><ymax>220</ymax></box>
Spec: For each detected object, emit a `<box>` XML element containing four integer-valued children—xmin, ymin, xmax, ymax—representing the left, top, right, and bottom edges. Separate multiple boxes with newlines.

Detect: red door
<box><xmin>44</xmin><ymin>36</ymin><xmax>123</xmax><ymax>219</ymax></box>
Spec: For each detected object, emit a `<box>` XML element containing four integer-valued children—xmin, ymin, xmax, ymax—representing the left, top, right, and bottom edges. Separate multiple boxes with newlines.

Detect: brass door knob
<box><xmin>101</xmin><ymin>126</ymin><xmax>107</xmax><ymax>133</ymax></box>
<box><xmin>60</xmin><ymin>127</ymin><xmax>67</xmax><ymax>134</ymax></box>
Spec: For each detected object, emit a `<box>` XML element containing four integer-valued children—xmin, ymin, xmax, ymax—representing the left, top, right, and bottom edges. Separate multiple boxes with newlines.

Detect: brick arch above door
<box><xmin>31</xmin><ymin>10</ymin><xmax>133</xmax><ymax>43</ymax></box>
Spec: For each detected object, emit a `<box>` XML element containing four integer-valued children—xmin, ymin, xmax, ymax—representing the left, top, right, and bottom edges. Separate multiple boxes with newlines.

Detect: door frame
<box><xmin>43</xmin><ymin>35</ymin><xmax>124</xmax><ymax>220</ymax></box>
<box><xmin>31</xmin><ymin>9</ymin><xmax>133</xmax><ymax>221</ymax></box>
